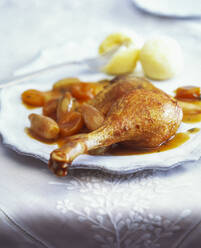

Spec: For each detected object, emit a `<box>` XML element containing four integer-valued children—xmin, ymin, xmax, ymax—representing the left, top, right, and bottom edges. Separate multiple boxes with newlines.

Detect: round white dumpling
<box><xmin>140</xmin><ymin>36</ymin><xmax>183</xmax><ymax>80</ymax></box>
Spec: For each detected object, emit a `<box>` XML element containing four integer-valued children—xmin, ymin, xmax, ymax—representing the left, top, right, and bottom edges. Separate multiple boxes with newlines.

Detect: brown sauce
<box><xmin>24</xmin><ymin>83</ymin><xmax>201</xmax><ymax>157</ymax></box>
<box><xmin>174</xmin><ymin>86</ymin><xmax>201</xmax><ymax>123</ymax></box>
<box><xmin>107</xmin><ymin>132</ymin><xmax>191</xmax><ymax>156</ymax></box>
<box><xmin>180</xmin><ymin>100</ymin><xmax>201</xmax><ymax>123</ymax></box>
<box><xmin>187</xmin><ymin>127</ymin><xmax>200</xmax><ymax>134</ymax></box>
<box><xmin>25</xmin><ymin>127</ymin><xmax>84</xmax><ymax>148</ymax></box>
<box><xmin>25</xmin><ymin>128</ymin><xmax>58</xmax><ymax>145</ymax></box>
<box><xmin>25</xmin><ymin>128</ymin><xmax>69</xmax><ymax>147</ymax></box>
<box><xmin>183</xmin><ymin>113</ymin><xmax>201</xmax><ymax>123</ymax></box>
<box><xmin>26</xmin><ymin>127</ymin><xmax>200</xmax><ymax>156</ymax></box>
<box><xmin>107</xmin><ymin>128</ymin><xmax>199</xmax><ymax>156</ymax></box>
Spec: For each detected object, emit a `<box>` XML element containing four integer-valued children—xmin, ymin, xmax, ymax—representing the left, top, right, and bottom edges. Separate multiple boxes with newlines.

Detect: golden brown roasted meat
<box><xmin>82</xmin><ymin>75</ymin><xmax>164</xmax><ymax>131</ymax></box>
<box><xmin>49</xmin><ymin>77</ymin><xmax>183</xmax><ymax>176</ymax></box>
<box><xmin>89</xmin><ymin>75</ymin><xmax>161</xmax><ymax>116</ymax></box>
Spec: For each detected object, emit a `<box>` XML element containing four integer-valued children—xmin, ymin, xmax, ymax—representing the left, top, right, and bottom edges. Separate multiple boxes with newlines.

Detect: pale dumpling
<box><xmin>139</xmin><ymin>36</ymin><xmax>183</xmax><ymax>80</ymax></box>
<box><xmin>99</xmin><ymin>33</ymin><xmax>140</xmax><ymax>75</ymax></box>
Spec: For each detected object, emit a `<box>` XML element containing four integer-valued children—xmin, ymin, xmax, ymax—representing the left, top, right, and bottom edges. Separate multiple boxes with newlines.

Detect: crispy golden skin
<box><xmin>83</xmin><ymin>75</ymin><xmax>168</xmax><ymax>131</ymax></box>
<box><xmin>49</xmin><ymin>76</ymin><xmax>183</xmax><ymax>175</ymax></box>
<box><xmin>89</xmin><ymin>75</ymin><xmax>163</xmax><ymax>116</ymax></box>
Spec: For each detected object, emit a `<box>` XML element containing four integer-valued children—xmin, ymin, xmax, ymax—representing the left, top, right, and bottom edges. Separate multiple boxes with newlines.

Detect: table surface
<box><xmin>1</xmin><ymin>1</ymin><xmax>201</xmax><ymax>247</ymax></box>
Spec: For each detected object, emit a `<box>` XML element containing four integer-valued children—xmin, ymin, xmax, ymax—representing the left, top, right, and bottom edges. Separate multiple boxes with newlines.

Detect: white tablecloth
<box><xmin>1</xmin><ymin>1</ymin><xmax>201</xmax><ymax>247</ymax></box>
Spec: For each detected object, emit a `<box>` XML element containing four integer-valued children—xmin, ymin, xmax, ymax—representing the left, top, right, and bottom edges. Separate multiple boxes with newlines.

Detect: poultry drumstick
<box><xmin>49</xmin><ymin>79</ymin><xmax>183</xmax><ymax>176</ymax></box>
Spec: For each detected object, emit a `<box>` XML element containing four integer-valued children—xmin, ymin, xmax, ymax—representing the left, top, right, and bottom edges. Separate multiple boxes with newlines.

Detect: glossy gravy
<box><xmin>181</xmin><ymin>100</ymin><xmax>201</xmax><ymax>123</ymax></box>
<box><xmin>24</xmin><ymin>84</ymin><xmax>201</xmax><ymax>156</ymax></box>
<box><xmin>25</xmin><ymin>128</ymin><xmax>70</xmax><ymax>147</ymax></box>
<box><xmin>109</xmin><ymin>128</ymin><xmax>200</xmax><ymax>156</ymax></box>
<box><xmin>26</xmin><ymin>127</ymin><xmax>200</xmax><ymax>156</ymax></box>
<box><xmin>107</xmin><ymin>132</ymin><xmax>190</xmax><ymax>156</ymax></box>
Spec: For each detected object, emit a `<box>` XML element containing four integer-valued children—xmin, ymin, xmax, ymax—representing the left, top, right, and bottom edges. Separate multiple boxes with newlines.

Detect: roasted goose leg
<box><xmin>82</xmin><ymin>75</ymin><xmax>164</xmax><ymax>131</ymax></box>
<box><xmin>49</xmin><ymin>87</ymin><xmax>182</xmax><ymax>176</ymax></box>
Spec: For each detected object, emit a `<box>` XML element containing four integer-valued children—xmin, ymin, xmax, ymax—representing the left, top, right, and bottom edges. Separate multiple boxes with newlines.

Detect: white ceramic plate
<box><xmin>0</xmin><ymin>59</ymin><xmax>201</xmax><ymax>174</ymax></box>
<box><xmin>131</xmin><ymin>0</ymin><xmax>201</xmax><ymax>18</ymax></box>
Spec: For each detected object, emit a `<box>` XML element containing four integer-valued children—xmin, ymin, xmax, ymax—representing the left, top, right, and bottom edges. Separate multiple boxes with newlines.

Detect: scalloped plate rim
<box><xmin>0</xmin><ymin>62</ymin><xmax>201</xmax><ymax>174</ymax></box>
<box><xmin>0</xmin><ymin>131</ymin><xmax>199</xmax><ymax>175</ymax></box>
